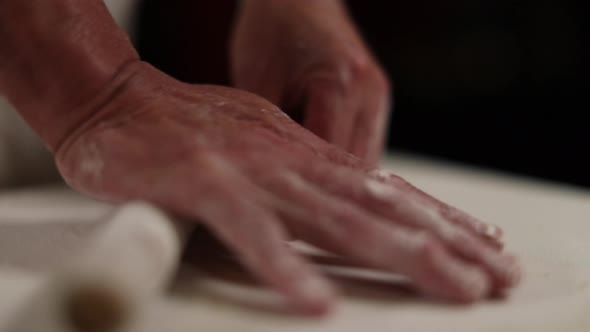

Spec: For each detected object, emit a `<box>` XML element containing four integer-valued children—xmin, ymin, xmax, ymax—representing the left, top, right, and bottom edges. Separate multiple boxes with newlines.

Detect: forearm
<box><xmin>0</xmin><ymin>0</ymin><xmax>139</xmax><ymax>151</ymax></box>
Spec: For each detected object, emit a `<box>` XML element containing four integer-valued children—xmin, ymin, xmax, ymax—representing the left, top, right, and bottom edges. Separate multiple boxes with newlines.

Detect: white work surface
<box><xmin>0</xmin><ymin>154</ymin><xmax>589</xmax><ymax>332</ymax></box>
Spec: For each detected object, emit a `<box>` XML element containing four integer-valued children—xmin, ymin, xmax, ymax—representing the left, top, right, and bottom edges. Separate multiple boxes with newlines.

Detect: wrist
<box><xmin>0</xmin><ymin>0</ymin><xmax>139</xmax><ymax>151</ymax></box>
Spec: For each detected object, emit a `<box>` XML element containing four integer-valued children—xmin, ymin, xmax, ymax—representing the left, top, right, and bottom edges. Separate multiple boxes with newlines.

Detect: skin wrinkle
<box><xmin>55</xmin><ymin>60</ymin><xmax>147</xmax><ymax>153</ymax></box>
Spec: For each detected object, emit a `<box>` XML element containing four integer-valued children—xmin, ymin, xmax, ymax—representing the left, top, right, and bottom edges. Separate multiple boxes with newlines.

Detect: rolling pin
<box><xmin>3</xmin><ymin>202</ymin><xmax>191</xmax><ymax>332</ymax></box>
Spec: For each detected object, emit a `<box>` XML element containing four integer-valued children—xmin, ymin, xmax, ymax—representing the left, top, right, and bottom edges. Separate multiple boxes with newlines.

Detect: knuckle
<box><xmin>348</xmin><ymin>56</ymin><xmax>373</xmax><ymax>79</ymax></box>
<box><xmin>331</xmin><ymin>53</ymin><xmax>374</xmax><ymax>88</ymax></box>
<box><xmin>373</xmin><ymin>69</ymin><xmax>392</xmax><ymax>94</ymax></box>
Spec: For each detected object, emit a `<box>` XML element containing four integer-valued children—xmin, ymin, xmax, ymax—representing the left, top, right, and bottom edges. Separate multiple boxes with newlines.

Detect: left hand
<box><xmin>231</xmin><ymin>0</ymin><xmax>391</xmax><ymax>166</ymax></box>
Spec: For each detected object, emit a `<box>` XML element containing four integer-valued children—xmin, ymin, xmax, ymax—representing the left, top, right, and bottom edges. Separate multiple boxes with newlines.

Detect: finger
<box><xmin>303</xmin><ymin>80</ymin><xmax>356</xmax><ymax>150</ymax></box>
<box><xmin>292</xmin><ymin>161</ymin><xmax>521</xmax><ymax>288</ymax></box>
<box><xmin>294</xmin><ymin>158</ymin><xmax>504</xmax><ymax>249</ymax></box>
<box><xmin>437</xmin><ymin>226</ymin><xmax>521</xmax><ymax>288</ymax></box>
<box><xmin>312</xmin><ymin>148</ymin><xmax>502</xmax><ymax>244</ymax></box>
<box><xmin>367</xmin><ymin>177</ymin><xmax>504</xmax><ymax>250</ymax></box>
<box><xmin>181</xmin><ymin>167</ymin><xmax>336</xmax><ymax>315</ymax></box>
<box><xmin>368</xmin><ymin>169</ymin><xmax>504</xmax><ymax>243</ymax></box>
<box><xmin>348</xmin><ymin>71</ymin><xmax>391</xmax><ymax>165</ymax></box>
<box><xmin>361</xmin><ymin>178</ymin><xmax>518</xmax><ymax>287</ymax></box>
<box><xmin>307</xmin><ymin>129</ymin><xmax>505</xmax><ymax>246</ymax></box>
<box><xmin>255</xmin><ymin>170</ymin><xmax>492</xmax><ymax>302</ymax></box>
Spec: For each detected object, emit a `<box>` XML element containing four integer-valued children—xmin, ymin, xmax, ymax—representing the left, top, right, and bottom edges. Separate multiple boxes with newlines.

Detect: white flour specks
<box><xmin>481</xmin><ymin>223</ymin><xmax>501</xmax><ymax>239</ymax></box>
<box><xmin>79</xmin><ymin>142</ymin><xmax>104</xmax><ymax>181</ymax></box>
<box><xmin>368</xmin><ymin>169</ymin><xmax>394</xmax><ymax>181</ymax></box>
<box><xmin>364</xmin><ymin>179</ymin><xmax>401</xmax><ymax>201</ymax></box>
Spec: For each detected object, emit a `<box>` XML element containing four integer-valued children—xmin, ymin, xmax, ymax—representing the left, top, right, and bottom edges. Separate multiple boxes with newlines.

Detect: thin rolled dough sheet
<box><xmin>0</xmin><ymin>155</ymin><xmax>589</xmax><ymax>332</ymax></box>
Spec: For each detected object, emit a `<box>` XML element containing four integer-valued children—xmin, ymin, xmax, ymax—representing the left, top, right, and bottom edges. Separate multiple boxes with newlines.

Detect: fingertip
<box><xmin>497</xmin><ymin>254</ymin><xmax>523</xmax><ymax>288</ymax></box>
<box><xmin>489</xmin><ymin>238</ymin><xmax>505</xmax><ymax>251</ymax></box>
<box><xmin>418</xmin><ymin>246</ymin><xmax>492</xmax><ymax>304</ymax></box>
<box><xmin>290</xmin><ymin>275</ymin><xmax>338</xmax><ymax>317</ymax></box>
<box><xmin>423</xmin><ymin>265</ymin><xmax>491</xmax><ymax>304</ymax></box>
<box><xmin>296</xmin><ymin>298</ymin><xmax>336</xmax><ymax>317</ymax></box>
<box><xmin>456</xmin><ymin>268</ymin><xmax>492</xmax><ymax>303</ymax></box>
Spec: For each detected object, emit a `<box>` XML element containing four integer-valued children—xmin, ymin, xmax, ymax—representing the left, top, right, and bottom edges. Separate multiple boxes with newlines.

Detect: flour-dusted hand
<box><xmin>1</xmin><ymin>0</ymin><xmax>520</xmax><ymax>317</ymax></box>
<box><xmin>54</xmin><ymin>62</ymin><xmax>520</xmax><ymax>315</ymax></box>
<box><xmin>231</xmin><ymin>0</ymin><xmax>391</xmax><ymax>165</ymax></box>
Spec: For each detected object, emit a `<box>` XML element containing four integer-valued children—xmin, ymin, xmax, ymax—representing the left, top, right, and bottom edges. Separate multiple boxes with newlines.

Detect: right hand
<box><xmin>56</xmin><ymin>62</ymin><xmax>520</xmax><ymax>315</ymax></box>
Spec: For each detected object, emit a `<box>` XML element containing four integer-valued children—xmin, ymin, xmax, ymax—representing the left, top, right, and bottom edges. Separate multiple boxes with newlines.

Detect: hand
<box><xmin>231</xmin><ymin>0</ymin><xmax>391</xmax><ymax>166</ymax></box>
<box><xmin>56</xmin><ymin>62</ymin><xmax>520</xmax><ymax>315</ymax></box>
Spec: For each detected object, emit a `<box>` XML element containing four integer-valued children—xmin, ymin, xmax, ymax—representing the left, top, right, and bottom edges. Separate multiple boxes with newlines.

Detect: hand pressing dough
<box><xmin>134</xmin><ymin>157</ymin><xmax>590</xmax><ymax>332</ymax></box>
<box><xmin>0</xmin><ymin>156</ymin><xmax>589</xmax><ymax>332</ymax></box>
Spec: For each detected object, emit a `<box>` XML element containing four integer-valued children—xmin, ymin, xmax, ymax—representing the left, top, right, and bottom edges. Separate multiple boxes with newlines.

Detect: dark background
<box><xmin>137</xmin><ymin>0</ymin><xmax>588</xmax><ymax>188</ymax></box>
